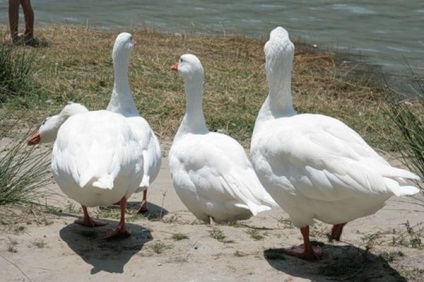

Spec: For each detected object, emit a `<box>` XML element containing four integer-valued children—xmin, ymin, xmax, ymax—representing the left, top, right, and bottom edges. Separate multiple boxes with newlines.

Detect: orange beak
<box><xmin>171</xmin><ymin>63</ymin><xmax>179</xmax><ymax>72</ymax></box>
<box><xmin>28</xmin><ymin>131</ymin><xmax>41</xmax><ymax>145</ymax></box>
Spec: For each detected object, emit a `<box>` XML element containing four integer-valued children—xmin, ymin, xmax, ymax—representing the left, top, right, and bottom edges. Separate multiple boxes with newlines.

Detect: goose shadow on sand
<box><xmin>59</xmin><ymin>220</ymin><xmax>152</xmax><ymax>274</ymax></box>
<box><xmin>125</xmin><ymin>201</ymin><xmax>169</xmax><ymax>220</ymax></box>
<box><xmin>264</xmin><ymin>242</ymin><xmax>407</xmax><ymax>282</ymax></box>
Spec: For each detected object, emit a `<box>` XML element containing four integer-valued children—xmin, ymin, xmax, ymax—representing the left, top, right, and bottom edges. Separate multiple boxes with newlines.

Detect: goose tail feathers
<box><xmin>92</xmin><ymin>175</ymin><xmax>115</xmax><ymax>190</ymax></box>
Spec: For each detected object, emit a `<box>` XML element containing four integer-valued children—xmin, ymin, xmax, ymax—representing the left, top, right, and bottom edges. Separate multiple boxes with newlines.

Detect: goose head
<box><xmin>264</xmin><ymin>26</ymin><xmax>294</xmax><ymax>85</ymax></box>
<box><xmin>112</xmin><ymin>32</ymin><xmax>133</xmax><ymax>63</ymax></box>
<box><xmin>171</xmin><ymin>54</ymin><xmax>205</xmax><ymax>84</ymax></box>
<box><xmin>28</xmin><ymin>103</ymin><xmax>88</xmax><ymax>145</ymax></box>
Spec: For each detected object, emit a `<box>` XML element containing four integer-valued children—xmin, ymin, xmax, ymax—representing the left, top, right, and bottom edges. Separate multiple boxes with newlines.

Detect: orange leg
<box><xmin>329</xmin><ymin>223</ymin><xmax>347</xmax><ymax>242</ymax></box>
<box><xmin>137</xmin><ymin>190</ymin><xmax>148</xmax><ymax>214</ymax></box>
<box><xmin>284</xmin><ymin>226</ymin><xmax>322</xmax><ymax>260</ymax></box>
<box><xmin>104</xmin><ymin>197</ymin><xmax>131</xmax><ymax>239</ymax></box>
<box><xmin>75</xmin><ymin>205</ymin><xmax>107</xmax><ymax>227</ymax></box>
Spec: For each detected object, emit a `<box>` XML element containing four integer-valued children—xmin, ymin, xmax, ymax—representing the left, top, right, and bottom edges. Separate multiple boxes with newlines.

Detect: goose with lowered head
<box><xmin>106</xmin><ymin>32</ymin><xmax>161</xmax><ymax>213</ymax></box>
<box><xmin>28</xmin><ymin>102</ymin><xmax>88</xmax><ymax>145</ymax></box>
<box><xmin>250</xmin><ymin>26</ymin><xmax>420</xmax><ymax>260</ymax></box>
<box><xmin>29</xmin><ymin>104</ymin><xmax>144</xmax><ymax>238</ymax></box>
<box><xmin>169</xmin><ymin>54</ymin><xmax>276</xmax><ymax>223</ymax></box>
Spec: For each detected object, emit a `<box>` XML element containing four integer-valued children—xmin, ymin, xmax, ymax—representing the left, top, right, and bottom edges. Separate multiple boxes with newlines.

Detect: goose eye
<box><xmin>41</xmin><ymin>116</ymin><xmax>50</xmax><ymax>126</ymax></box>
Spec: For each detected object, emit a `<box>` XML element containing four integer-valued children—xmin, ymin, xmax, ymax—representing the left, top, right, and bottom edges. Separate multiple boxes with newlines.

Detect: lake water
<box><xmin>1</xmin><ymin>0</ymin><xmax>423</xmax><ymax>77</ymax></box>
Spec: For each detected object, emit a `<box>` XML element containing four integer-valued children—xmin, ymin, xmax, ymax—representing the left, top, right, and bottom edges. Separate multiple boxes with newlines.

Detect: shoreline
<box><xmin>0</xmin><ymin>24</ymin><xmax>418</xmax><ymax>150</ymax></box>
<box><xmin>291</xmin><ymin>40</ymin><xmax>422</xmax><ymax>100</ymax></box>
<box><xmin>3</xmin><ymin>22</ymin><xmax>421</xmax><ymax>99</ymax></box>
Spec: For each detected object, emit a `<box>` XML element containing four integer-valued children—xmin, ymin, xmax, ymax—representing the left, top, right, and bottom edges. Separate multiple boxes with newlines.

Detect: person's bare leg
<box><xmin>20</xmin><ymin>0</ymin><xmax>34</xmax><ymax>41</ymax></box>
<box><xmin>8</xmin><ymin>0</ymin><xmax>20</xmax><ymax>41</ymax></box>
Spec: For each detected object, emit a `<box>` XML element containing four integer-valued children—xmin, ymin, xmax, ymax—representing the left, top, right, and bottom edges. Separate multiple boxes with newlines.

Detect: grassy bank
<box><xmin>0</xmin><ymin>24</ymin><xmax>417</xmax><ymax>151</ymax></box>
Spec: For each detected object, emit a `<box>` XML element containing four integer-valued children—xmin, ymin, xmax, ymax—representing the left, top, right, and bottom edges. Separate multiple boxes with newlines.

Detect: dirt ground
<box><xmin>0</xmin><ymin>154</ymin><xmax>423</xmax><ymax>282</ymax></box>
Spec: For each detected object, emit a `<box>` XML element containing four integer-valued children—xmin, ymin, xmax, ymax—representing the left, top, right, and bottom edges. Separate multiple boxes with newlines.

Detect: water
<box><xmin>1</xmin><ymin>0</ymin><xmax>423</xmax><ymax>76</ymax></box>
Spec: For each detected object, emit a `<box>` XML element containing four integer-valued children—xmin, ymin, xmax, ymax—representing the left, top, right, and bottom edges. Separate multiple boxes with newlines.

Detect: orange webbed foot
<box><xmin>75</xmin><ymin>217</ymin><xmax>107</xmax><ymax>227</ymax></box>
<box><xmin>137</xmin><ymin>200</ymin><xmax>148</xmax><ymax>214</ymax></box>
<box><xmin>284</xmin><ymin>244</ymin><xmax>322</xmax><ymax>260</ymax></box>
<box><xmin>104</xmin><ymin>225</ymin><xmax>131</xmax><ymax>239</ymax></box>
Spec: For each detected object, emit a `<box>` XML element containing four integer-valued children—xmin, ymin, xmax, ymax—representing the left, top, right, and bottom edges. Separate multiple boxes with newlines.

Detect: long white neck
<box><xmin>39</xmin><ymin>115</ymin><xmax>62</xmax><ymax>143</ymax></box>
<box><xmin>106</xmin><ymin>51</ymin><xmax>139</xmax><ymax>116</ymax></box>
<box><xmin>176</xmin><ymin>76</ymin><xmax>208</xmax><ymax>138</ymax></box>
<box><xmin>253</xmin><ymin>52</ymin><xmax>296</xmax><ymax>137</ymax></box>
<box><xmin>40</xmin><ymin>105</ymin><xmax>86</xmax><ymax>143</ymax></box>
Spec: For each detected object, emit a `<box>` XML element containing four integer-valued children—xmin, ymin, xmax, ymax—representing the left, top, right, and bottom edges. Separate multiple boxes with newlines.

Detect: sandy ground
<box><xmin>0</xmin><ymin>155</ymin><xmax>423</xmax><ymax>282</ymax></box>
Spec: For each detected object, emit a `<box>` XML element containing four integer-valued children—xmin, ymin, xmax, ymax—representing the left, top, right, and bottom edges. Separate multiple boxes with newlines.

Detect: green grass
<box><xmin>384</xmin><ymin>68</ymin><xmax>424</xmax><ymax>190</ymax></box>
<box><xmin>209</xmin><ymin>227</ymin><xmax>234</xmax><ymax>243</ymax></box>
<box><xmin>0</xmin><ymin>35</ymin><xmax>52</xmax><ymax>206</ymax></box>
<box><xmin>0</xmin><ymin>113</ymin><xmax>51</xmax><ymax>205</ymax></box>
<box><xmin>150</xmin><ymin>240</ymin><xmax>173</xmax><ymax>254</ymax></box>
<box><xmin>209</xmin><ymin>227</ymin><xmax>227</xmax><ymax>242</ymax></box>
<box><xmin>0</xmin><ymin>40</ymin><xmax>43</xmax><ymax>104</ymax></box>
<box><xmin>245</xmin><ymin>228</ymin><xmax>264</xmax><ymax>240</ymax></box>
<box><xmin>171</xmin><ymin>232</ymin><xmax>189</xmax><ymax>241</ymax></box>
<box><xmin>391</xmin><ymin>221</ymin><xmax>424</xmax><ymax>249</ymax></box>
<box><xmin>360</xmin><ymin>232</ymin><xmax>383</xmax><ymax>251</ymax></box>
<box><xmin>380</xmin><ymin>251</ymin><xmax>405</xmax><ymax>262</ymax></box>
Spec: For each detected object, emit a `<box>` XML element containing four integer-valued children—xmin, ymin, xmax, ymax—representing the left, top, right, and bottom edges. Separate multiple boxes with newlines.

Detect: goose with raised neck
<box><xmin>250</xmin><ymin>26</ymin><xmax>420</xmax><ymax>260</ymax></box>
<box><xmin>106</xmin><ymin>32</ymin><xmax>162</xmax><ymax>213</ymax></box>
<box><xmin>169</xmin><ymin>54</ymin><xmax>276</xmax><ymax>223</ymax></box>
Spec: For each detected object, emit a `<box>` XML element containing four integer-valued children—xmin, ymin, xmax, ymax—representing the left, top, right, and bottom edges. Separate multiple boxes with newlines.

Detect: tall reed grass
<box><xmin>0</xmin><ymin>116</ymin><xmax>51</xmax><ymax>205</ymax></box>
<box><xmin>0</xmin><ymin>40</ymin><xmax>51</xmax><ymax>205</ymax></box>
<box><xmin>0</xmin><ymin>42</ymin><xmax>39</xmax><ymax>103</ymax></box>
<box><xmin>384</xmin><ymin>69</ymin><xmax>424</xmax><ymax>189</ymax></box>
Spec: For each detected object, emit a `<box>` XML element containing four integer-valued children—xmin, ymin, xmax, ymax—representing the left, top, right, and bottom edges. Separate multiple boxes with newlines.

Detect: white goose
<box><xmin>29</xmin><ymin>104</ymin><xmax>144</xmax><ymax>238</ymax></box>
<box><xmin>106</xmin><ymin>32</ymin><xmax>162</xmax><ymax>213</ymax></box>
<box><xmin>250</xmin><ymin>26</ymin><xmax>420</xmax><ymax>260</ymax></box>
<box><xmin>28</xmin><ymin>103</ymin><xmax>88</xmax><ymax>145</ymax></box>
<box><xmin>169</xmin><ymin>54</ymin><xmax>276</xmax><ymax>223</ymax></box>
